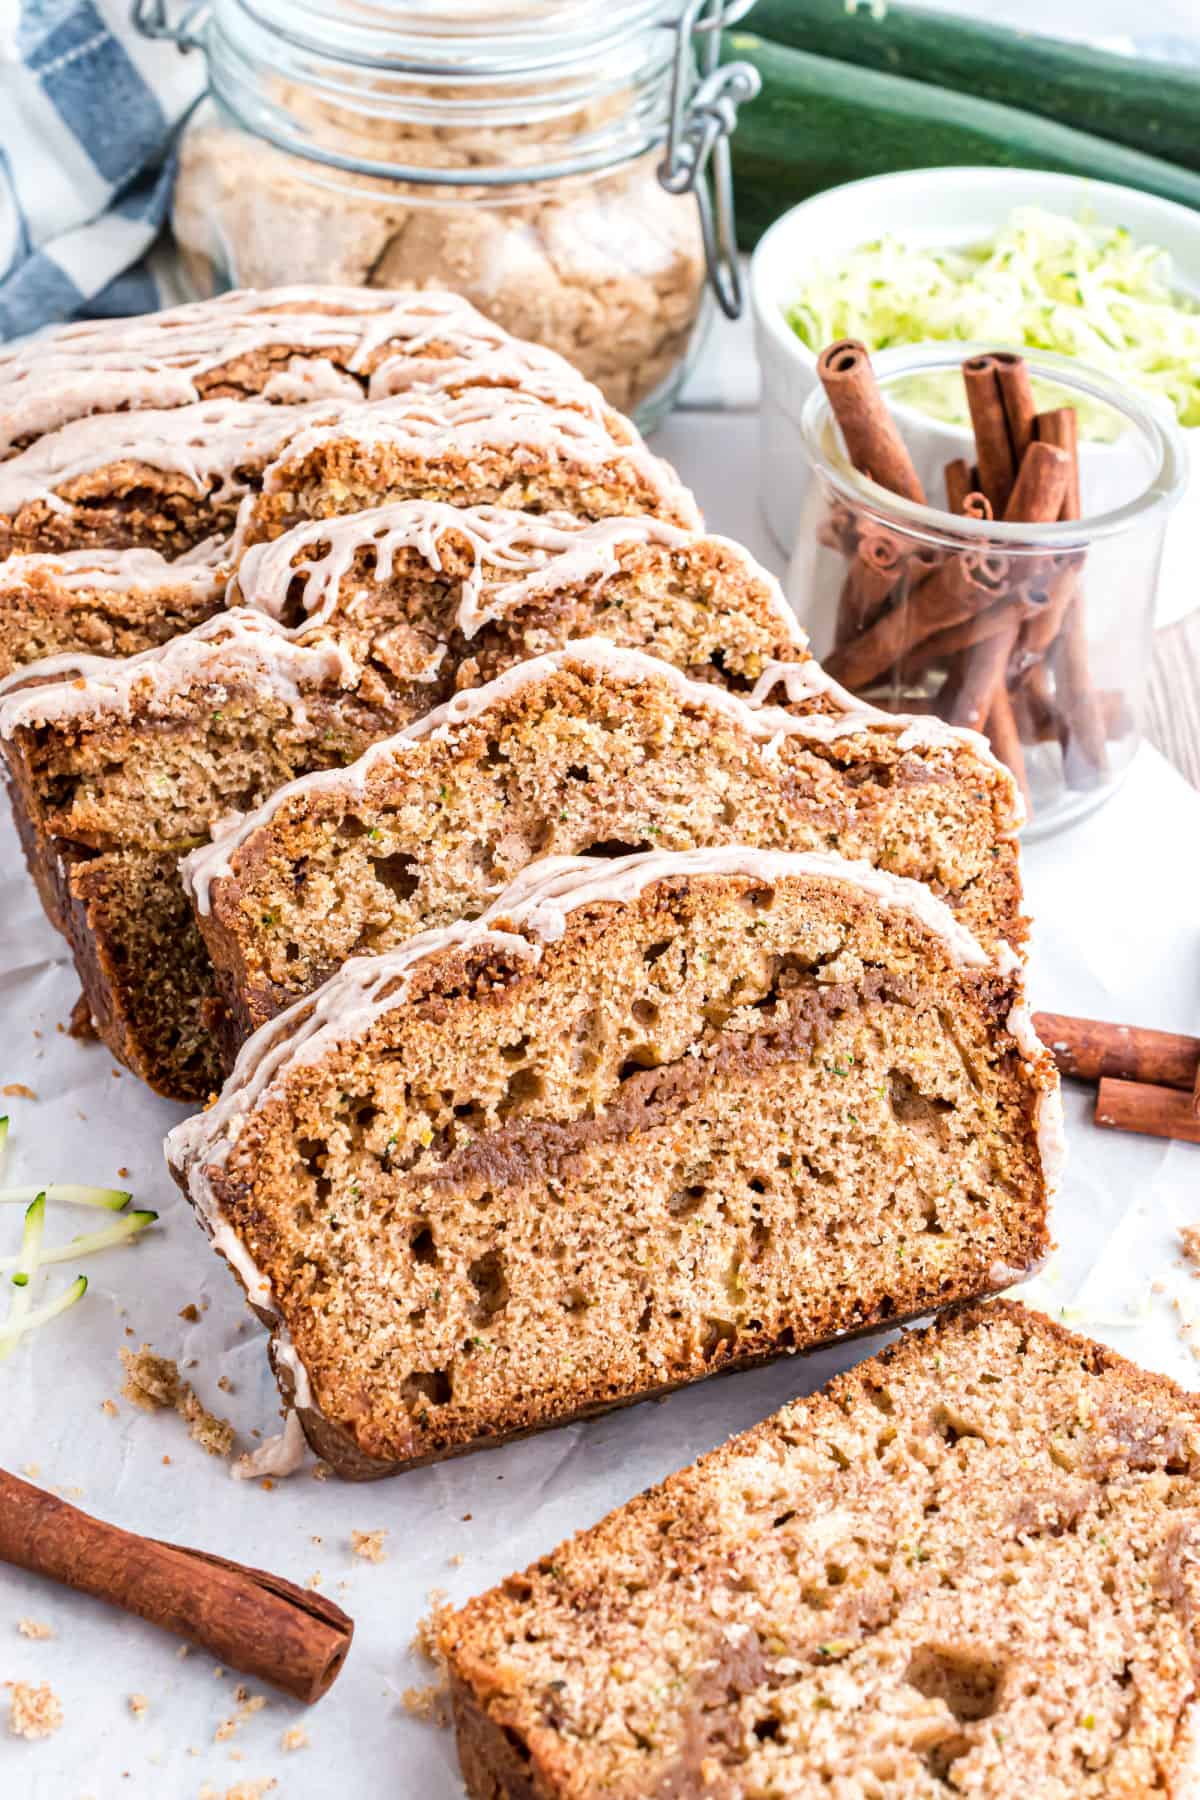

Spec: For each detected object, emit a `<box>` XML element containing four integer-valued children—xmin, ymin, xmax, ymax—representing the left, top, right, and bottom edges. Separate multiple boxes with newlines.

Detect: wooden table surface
<box><xmin>1148</xmin><ymin>611</ymin><xmax>1200</xmax><ymax>789</ymax></box>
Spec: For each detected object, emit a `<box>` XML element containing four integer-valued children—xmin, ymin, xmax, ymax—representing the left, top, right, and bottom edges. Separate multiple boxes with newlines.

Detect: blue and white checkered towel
<box><xmin>0</xmin><ymin>0</ymin><xmax>203</xmax><ymax>341</ymax></box>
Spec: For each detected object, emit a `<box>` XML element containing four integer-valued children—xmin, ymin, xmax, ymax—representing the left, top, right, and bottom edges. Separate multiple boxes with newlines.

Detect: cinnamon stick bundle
<box><xmin>0</xmin><ymin>1470</ymin><xmax>353</xmax><ymax>1702</ymax></box>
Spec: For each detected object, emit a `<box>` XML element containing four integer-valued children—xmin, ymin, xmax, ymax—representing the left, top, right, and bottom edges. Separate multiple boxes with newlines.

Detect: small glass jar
<box><xmin>786</xmin><ymin>346</ymin><xmax>1186</xmax><ymax>838</ymax></box>
<box><xmin>136</xmin><ymin>0</ymin><xmax>760</xmax><ymax>429</ymax></box>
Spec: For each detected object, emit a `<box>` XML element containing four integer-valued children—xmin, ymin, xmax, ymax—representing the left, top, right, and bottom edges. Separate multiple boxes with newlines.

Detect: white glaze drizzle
<box><xmin>750</xmin><ymin>659</ymin><xmax>1024</xmax><ymax>833</ymax></box>
<box><xmin>0</xmin><ymin>397</ymin><xmax>346</xmax><ymax>520</ymax></box>
<box><xmin>233</xmin><ymin>500</ymin><xmax>793</xmax><ymax>644</ymax></box>
<box><xmin>231</xmin><ymin>1408</ymin><xmax>307</xmax><ymax>1482</ymax></box>
<box><xmin>367</xmin><ymin>346</ymin><xmax>623</xmax><ymax>436</ymax></box>
<box><xmin>231</xmin><ymin>385</ymin><xmax>702</xmax><ymax>555</ymax></box>
<box><xmin>0</xmin><ymin>607</ymin><xmax>356</xmax><ymax>736</ymax></box>
<box><xmin>0</xmin><ymin>287</ymin><xmax>528</xmax><ymax>453</ymax></box>
<box><xmin>0</xmin><ymin>534</ymin><xmax>226</xmax><ymax>596</ymax></box>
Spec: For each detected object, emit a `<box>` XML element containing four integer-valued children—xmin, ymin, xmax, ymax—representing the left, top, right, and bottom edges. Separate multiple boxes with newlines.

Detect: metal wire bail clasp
<box><xmin>659</xmin><ymin>0</ymin><xmax>760</xmax><ymax>320</ymax></box>
<box><xmin>131</xmin><ymin>0</ymin><xmax>210</xmax><ymax>52</ymax></box>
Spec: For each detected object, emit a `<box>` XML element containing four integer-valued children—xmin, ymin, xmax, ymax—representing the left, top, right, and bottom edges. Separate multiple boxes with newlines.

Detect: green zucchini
<box><xmin>725</xmin><ymin>33</ymin><xmax>1200</xmax><ymax>251</ymax></box>
<box><xmin>747</xmin><ymin>0</ymin><xmax>1200</xmax><ymax>175</ymax></box>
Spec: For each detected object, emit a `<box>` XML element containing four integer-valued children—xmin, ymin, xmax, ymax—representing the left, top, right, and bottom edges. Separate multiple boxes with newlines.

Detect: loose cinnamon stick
<box><xmin>1033</xmin><ymin>1012</ymin><xmax>1200</xmax><ymax>1091</ymax></box>
<box><xmin>962</xmin><ymin>354</ymin><xmax>1017</xmax><ymax>514</ymax></box>
<box><xmin>1095</xmin><ymin>1078</ymin><xmax>1200</xmax><ymax>1146</ymax></box>
<box><xmin>0</xmin><ymin>1470</ymin><xmax>353</xmax><ymax>1702</ymax></box>
<box><xmin>816</xmin><ymin>340</ymin><xmax>927</xmax><ymax>504</ymax></box>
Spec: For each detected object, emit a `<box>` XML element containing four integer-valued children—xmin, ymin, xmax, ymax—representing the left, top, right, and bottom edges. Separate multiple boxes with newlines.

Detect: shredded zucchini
<box><xmin>785</xmin><ymin>205</ymin><xmax>1200</xmax><ymax>428</ymax></box>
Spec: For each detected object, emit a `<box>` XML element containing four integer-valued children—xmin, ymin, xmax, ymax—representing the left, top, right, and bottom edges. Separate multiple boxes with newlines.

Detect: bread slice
<box><xmin>0</xmin><ymin>539</ymin><xmax>226</xmax><ymax>679</ymax></box>
<box><xmin>0</xmin><ymin>350</ymin><xmax>641</xmax><ymax>561</ymax></box>
<box><xmin>441</xmin><ymin>1300</ymin><xmax>1200</xmax><ymax>1800</ymax></box>
<box><xmin>0</xmin><ymin>285</ymin><xmax>576</xmax><ymax>454</ymax></box>
<box><xmin>186</xmin><ymin>640</ymin><xmax>1023</xmax><ymax>1045</ymax></box>
<box><xmin>227</xmin><ymin>384</ymin><xmax>701</xmax><ymax>556</ymax></box>
<box><xmin>0</xmin><ymin>612</ymin><xmax>416</xmax><ymax>1098</ymax></box>
<box><xmin>227</xmin><ymin>502</ymin><xmax>792</xmax><ymax>698</ymax></box>
<box><xmin>165</xmin><ymin>849</ymin><xmax>1058</xmax><ymax>1479</ymax></box>
<box><xmin>0</xmin><ymin>396</ymin><xmax>348</xmax><ymax>558</ymax></box>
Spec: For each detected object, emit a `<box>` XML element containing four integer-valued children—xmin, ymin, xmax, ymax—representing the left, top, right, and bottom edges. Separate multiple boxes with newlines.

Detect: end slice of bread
<box><xmin>442</xmin><ymin>1300</ymin><xmax>1200</xmax><ymax>1800</ymax></box>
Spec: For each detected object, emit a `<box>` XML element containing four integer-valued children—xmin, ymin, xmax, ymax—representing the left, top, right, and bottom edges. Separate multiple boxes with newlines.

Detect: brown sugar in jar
<box><xmin>158</xmin><ymin>1</ymin><xmax>762</xmax><ymax>427</ymax></box>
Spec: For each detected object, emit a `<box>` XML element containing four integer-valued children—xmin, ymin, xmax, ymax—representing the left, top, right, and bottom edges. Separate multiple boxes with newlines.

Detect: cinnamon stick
<box><xmin>1002</xmin><ymin>440</ymin><xmax>1071</xmax><ymax>525</ymax></box>
<box><xmin>1036</xmin><ymin>408</ymin><xmax>1082</xmax><ymax>519</ymax></box>
<box><xmin>984</xmin><ymin>685</ymin><xmax>1031</xmax><ymax>811</ymax></box>
<box><xmin>1095</xmin><ymin>1078</ymin><xmax>1200</xmax><ymax>1146</ymax></box>
<box><xmin>0</xmin><ymin>1470</ymin><xmax>353</xmax><ymax>1702</ymax></box>
<box><xmin>944</xmin><ymin>457</ymin><xmax>973</xmax><ymax>515</ymax></box>
<box><xmin>1033</xmin><ymin>1012</ymin><xmax>1200</xmax><ymax>1091</ymax></box>
<box><xmin>962</xmin><ymin>354</ymin><xmax>1017</xmax><ymax>514</ymax></box>
<box><xmin>816</xmin><ymin>340</ymin><xmax>927</xmax><ymax>504</ymax></box>
<box><xmin>994</xmin><ymin>351</ymin><xmax>1037</xmax><ymax>468</ymax></box>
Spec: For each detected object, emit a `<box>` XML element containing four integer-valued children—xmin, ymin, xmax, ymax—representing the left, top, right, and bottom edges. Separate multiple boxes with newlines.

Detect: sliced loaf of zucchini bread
<box><xmin>0</xmin><ymin>516</ymin><xmax>808</xmax><ymax>1099</ymax></box>
<box><xmin>165</xmin><ymin>849</ymin><xmax>1058</xmax><ymax>1479</ymax></box>
<box><xmin>442</xmin><ymin>1300</ymin><xmax>1200</xmax><ymax>1800</ymax></box>
<box><xmin>186</xmin><ymin>640</ymin><xmax>1023</xmax><ymax>1046</ymax></box>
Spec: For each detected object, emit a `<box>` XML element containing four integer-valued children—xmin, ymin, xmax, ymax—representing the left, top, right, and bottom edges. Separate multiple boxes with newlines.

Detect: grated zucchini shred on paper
<box><xmin>785</xmin><ymin>205</ymin><xmax>1200</xmax><ymax>429</ymax></box>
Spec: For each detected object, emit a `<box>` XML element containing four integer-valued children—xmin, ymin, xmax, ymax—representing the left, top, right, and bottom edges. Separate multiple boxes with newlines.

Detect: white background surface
<box><xmin>0</xmin><ymin>297</ymin><xmax>1198</xmax><ymax>1798</ymax></box>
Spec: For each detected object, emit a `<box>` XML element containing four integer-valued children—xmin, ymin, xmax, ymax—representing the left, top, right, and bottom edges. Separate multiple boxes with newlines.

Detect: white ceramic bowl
<box><xmin>749</xmin><ymin>165</ymin><xmax>1200</xmax><ymax>627</ymax></box>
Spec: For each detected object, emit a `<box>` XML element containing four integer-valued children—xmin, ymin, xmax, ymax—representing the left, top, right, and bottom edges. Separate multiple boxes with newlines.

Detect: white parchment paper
<box><xmin>2</xmin><ymin>441</ymin><xmax>1199</xmax><ymax>1799</ymax></box>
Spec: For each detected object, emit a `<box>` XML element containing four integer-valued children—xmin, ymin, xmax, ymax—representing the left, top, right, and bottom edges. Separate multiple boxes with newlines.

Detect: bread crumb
<box><xmin>1181</xmin><ymin>1226</ymin><xmax>1200</xmax><ymax>1272</ymax></box>
<box><xmin>306</xmin><ymin>1573</ymin><xmax>322</xmax><ymax>1590</ymax></box>
<box><xmin>312</xmin><ymin>1461</ymin><xmax>332</xmax><ymax>1481</ymax></box>
<box><xmin>2</xmin><ymin>1084</ymin><xmax>36</xmax><ymax>1100</ymax></box>
<box><xmin>120</xmin><ymin>1344</ymin><xmax>235</xmax><ymax>1458</ymax></box>
<box><xmin>350</xmin><ymin>1529</ymin><xmax>387</xmax><ymax>1564</ymax></box>
<box><xmin>117</xmin><ymin>1167</ymin><xmax>129</xmax><ymax>1179</ymax></box>
<box><xmin>129</xmin><ymin>1693</ymin><xmax>149</xmax><ymax>1718</ymax></box>
<box><xmin>281</xmin><ymin>1725</ymin><xmax>309</xmax><ymax>1752</ymax></box>
<box><xmin>447</xmin><ymin>1553</ymin><xmax>464</xmax><ymax>1568</ymax></box>
<box><xmin>400</xmin><ymin>1683</ymin><xmax>451</xmax><ymax>1726</ymax></box>
<box><xmin>179</xmin><ymin>1304</ymin><xmax>201</xmax><ymax>1323</ymax></box>
<box><xmin>199</xmin><ymin>1784</ymin><xmax>277</xmax><ymax>1800</ymax></box>
<box><xmin>215</xmin><ymin>1692</ymin><xmax>267</xmax><ymax>1741</ymax></box>
<box><xmin>21</xmin><ymin>1463</ymin><xmax>39</xmax><ymax>1478</ymax></box>
<box><xmin>8</xmin><ymin>1680</ymin><xmax>62</xmax><ymax>1739</ymax></box>
<box><xmin>217</xmin><ymin>1375</ymin><xmax>234</xmax><ymax>1393</ymax></box>
<box><xmin>101</xmin><ymin>1399</ymin><xmax>118</xmax><ymax>1418</ymax></box>
<box><xmin>177</xmin><ymin>1645</ymin><xmax>191</xmax><ymax>1660</ymax></box>
<box><xmin>412</xmin><ymin>1590</ymin><xmax>451</xmax><ymax>1664</ymax></box>
<box><xmin>17</xmin><ymin>1619</ymin><xmax>54</xmax><ymax>1640</ymax></box>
